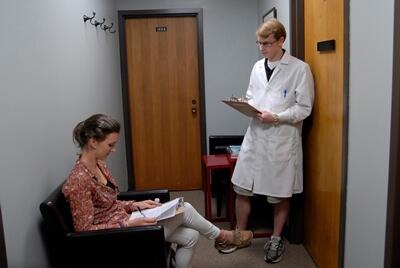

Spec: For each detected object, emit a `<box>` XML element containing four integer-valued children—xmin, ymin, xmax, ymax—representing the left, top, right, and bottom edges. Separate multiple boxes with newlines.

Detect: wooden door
<box><xmin>303</xmin><ymin>1</ymin><xmax>345</xmax><ymax>267</ymax></box>
<box><xmin>124</xmin><ymin>16</ymin><xmax>202</xmax><ymax>190</ymax></box>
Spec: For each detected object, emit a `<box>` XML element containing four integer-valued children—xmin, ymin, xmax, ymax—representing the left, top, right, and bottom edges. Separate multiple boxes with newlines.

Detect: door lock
<box><xmin>191</xmin><ymin>99</ymin><xmax>197</xmax><ymax>114</ymax></box>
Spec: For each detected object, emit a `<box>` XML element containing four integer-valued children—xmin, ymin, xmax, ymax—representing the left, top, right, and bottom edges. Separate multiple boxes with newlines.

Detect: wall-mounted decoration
<box><xmin>262</xmin><ymin>7</ymin><xmax>277</xmax><ymax>22</ymax></box>
<box><xmin>83</xmin><ymin>12</ymin><xmax>116</xmax><ymax>34</ymax></box>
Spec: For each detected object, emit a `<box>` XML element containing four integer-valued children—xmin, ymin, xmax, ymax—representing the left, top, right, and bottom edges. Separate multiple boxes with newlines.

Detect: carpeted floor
<box><xmin>171</xmin><ymin>190</ymin><xmax>317</xmax><ymax>268</ymax></box>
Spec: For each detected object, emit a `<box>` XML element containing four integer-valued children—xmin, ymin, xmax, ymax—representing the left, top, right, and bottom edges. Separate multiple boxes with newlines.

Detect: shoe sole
<box><xmin>264</xmin><ymin>254</ymin><xmax>283</xmax><ymax>263</ymax></box>
<box><xmin>219</xmin><ymin>241</ymin><xmax>252</xmax><ymax>254</ymax></box>
<box><xmin>219</xmin><ymin>246</ymin><xmax>238</xmax><ymax>254</ymax></box>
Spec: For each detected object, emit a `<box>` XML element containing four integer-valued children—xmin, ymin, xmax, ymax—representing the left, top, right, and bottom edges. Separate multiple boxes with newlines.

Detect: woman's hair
<box><xmin>73</xmin><ymin>114</ymin><xmax>120</xmax><ymax>148</ymax></box>
<box><xmin>256</xmin><ymin>18</ymin><xmax>286</xmax><ymax>41</ymax></box>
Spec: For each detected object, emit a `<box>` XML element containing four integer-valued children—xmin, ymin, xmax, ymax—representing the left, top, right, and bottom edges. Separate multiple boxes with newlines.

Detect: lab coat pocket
<box><xmin>282</xmin><ymin>89</ymin><xmax>295</xmax><ymax>105</ymax></box>
<box><xmin>277</xmin><ymin>89</ymin><xmax>295</xmax><ymax>112</ymax></box>
<box><xmin>265</xmin><ymin>86</ymin><xmax>295</xmax><ymax>113</ymax></box>
<box><xmin>267</xmin><ymin>135</ymin><xmax>294</xmax><ymax>162</ymax></box>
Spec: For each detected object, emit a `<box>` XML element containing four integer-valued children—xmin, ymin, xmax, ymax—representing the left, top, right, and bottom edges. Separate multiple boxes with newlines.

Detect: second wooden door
<box><xmin>124</xmin><ymin>16</ymin><xmax>202</xmax><ymax>190</ymax></box>
<box><xmin>303</xmin><ymin>0</ymin><xmax>345</xmax><ymax>267</ymax></box>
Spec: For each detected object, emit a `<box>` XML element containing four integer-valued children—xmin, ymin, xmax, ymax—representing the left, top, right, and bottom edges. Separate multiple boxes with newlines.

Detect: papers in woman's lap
<box><xmin>130</xmin><ymin>197</ymin><xmax>183</xmax><ymax>221</ymax></box>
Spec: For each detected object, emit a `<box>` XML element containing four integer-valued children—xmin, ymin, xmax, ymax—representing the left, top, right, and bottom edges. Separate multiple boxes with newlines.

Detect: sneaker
<box><xmin>215</xmin><ymin>229</ymin><xmax>253</xmax><ymax>254</ymax></box>
<box><xmin>264</xmin><ymin>236</ymin><xmax>285</xmax><ymax>263</ymax></box>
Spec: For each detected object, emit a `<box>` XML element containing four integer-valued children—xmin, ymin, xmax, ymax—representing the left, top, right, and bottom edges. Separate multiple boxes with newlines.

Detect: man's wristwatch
<box><xmin>272</xmin><ymin>113</ymin><xmax>280</xmax><ymax>126</ymax></box>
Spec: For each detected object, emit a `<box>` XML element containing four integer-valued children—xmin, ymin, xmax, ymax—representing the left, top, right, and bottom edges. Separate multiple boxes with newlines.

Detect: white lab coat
<box><xmin>231</xmin><ymin>51</ymin><xmax>314</xmax><ymax>197</ymax></box>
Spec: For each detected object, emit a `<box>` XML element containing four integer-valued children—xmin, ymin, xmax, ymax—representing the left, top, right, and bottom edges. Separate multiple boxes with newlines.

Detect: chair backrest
<box><xmin>0</xmin><ymin>204</ymin><xmax>8</xmax><ymax>268</ymax></box>
<box><xmin>39</xmin><ymin>183</ymin><xmax>74</xmax><ymax>238</ymax></box>
<box><xmin>209</xmin><ymin>135</ymin><xmax>244</xmax><ymax>154</ymax></box>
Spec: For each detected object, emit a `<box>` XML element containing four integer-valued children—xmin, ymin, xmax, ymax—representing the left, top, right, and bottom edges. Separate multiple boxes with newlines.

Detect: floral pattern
<box><xmin>62</xmin><ymin>159</ymin><xmax>135</xmax><ymax>231</ymax></box>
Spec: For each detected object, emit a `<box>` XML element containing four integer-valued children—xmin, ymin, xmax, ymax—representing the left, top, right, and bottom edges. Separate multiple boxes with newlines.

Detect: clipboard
<box><xmin>222</xmin><ymin>100</ymin><xmax>261</xmax><ymax>117</ymax></box>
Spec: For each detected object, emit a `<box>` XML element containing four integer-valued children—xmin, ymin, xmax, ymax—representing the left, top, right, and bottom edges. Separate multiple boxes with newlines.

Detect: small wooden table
<box><xmin>202</xmin><ymin>155</ymin><xmax>234</xmax><ymax>227</ymax></box>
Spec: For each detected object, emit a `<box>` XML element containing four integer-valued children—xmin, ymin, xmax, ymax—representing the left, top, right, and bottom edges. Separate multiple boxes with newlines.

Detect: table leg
<box><xmin>228</xmin><ymin>182</ymin><xmax>235</xmax><ymax>229</ymax></box>
<box><xmin>205</xmin><ymin>167</ymin><xmax>212</xmax><ymax>220</ymax></box>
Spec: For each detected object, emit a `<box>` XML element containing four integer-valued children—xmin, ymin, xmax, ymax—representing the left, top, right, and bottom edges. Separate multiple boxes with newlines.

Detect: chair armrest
<box><xmin>67</xmin><ymin>225</ymin><xmax>165</xmax><ymax>241</ymax></box>
<box><xmin>118</xmin><ymin>189</ymin><xmax>170</xmax><ymax>203</ymax></box>
<box><xmin>66</xmin><ymin>225</ymin><xmax>169</xmax><ymax>267</ymax></box>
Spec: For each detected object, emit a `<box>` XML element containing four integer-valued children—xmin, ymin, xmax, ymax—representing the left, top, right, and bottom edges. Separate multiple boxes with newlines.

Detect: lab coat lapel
<box><xmin>258</xmin><ymin>63</ymin><xmax>269</xmax><ymax>88</ymax></box>
<box><xmin>268</xmin><ymin>51</ymin><xmax>290</xmax><ymax>83</ymax></box>
<box><xmin>269</xmin><ymin>66</ymin><xmax>281</xmax><ymax>82</ymax></box>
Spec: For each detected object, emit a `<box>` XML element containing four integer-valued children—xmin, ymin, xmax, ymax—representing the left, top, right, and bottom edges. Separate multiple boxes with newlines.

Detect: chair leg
<box><xmin>168</xmin><ymin>244</ymin><xmax>176</xmax><ymax>268</ymax></box>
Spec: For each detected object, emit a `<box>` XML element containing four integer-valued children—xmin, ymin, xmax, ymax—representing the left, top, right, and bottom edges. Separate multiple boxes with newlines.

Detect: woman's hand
<box><xmin>127</xmin><ymin>217</ymin><xmax>157</xmax><ymax>227</ymax></box>
<box><xmin>134</xmin><ymin>200</ymin><xmax>161</xmax><ymax>210</ymax></box>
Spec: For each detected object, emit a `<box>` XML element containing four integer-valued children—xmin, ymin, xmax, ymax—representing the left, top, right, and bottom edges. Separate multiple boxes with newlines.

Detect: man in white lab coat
<box><xmin>227</xmin><ymin>19</ymin><xmax>314</xmax><ymax>263</ymax></box>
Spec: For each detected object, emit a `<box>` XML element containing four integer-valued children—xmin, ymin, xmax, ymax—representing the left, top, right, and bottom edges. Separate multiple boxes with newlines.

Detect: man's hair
<box><xmin>256</xmin><ymin>18</ymin><xmax>286</xmax><ymax>41</ymax></box>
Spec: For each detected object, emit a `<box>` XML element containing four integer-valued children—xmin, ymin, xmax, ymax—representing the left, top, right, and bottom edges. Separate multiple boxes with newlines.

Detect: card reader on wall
<box><xmin>317</xmin><ymin>39</ymin><xmax>335</xmax><ymax>52</ymax></box>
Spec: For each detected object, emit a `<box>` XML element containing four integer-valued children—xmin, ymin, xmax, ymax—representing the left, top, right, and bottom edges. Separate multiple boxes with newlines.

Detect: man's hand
<box><xmin>255</xmin><ymin>111</ymin><xmax>275</xmax><ymax>124</ymax></box>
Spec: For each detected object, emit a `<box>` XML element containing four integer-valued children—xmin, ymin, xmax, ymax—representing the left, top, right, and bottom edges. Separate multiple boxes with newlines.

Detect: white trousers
<box><xmin>160</xmin><ymin>202</ymin><xmax>221</xmax><ymax>268</ymax></box>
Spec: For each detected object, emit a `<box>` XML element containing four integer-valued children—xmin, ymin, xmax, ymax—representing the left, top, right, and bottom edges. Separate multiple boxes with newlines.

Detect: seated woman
<box><xmin>62</xmin><ymin>114</ymin><xmax>253</xmax><ymax>268</ymax></box>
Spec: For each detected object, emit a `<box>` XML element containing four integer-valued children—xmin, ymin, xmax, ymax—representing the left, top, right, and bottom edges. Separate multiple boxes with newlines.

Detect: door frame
<box><xmin>287</xmin><ymin>0</ymin><xmax>305</xmax><ymax>245</ymax></box>
<box><xmin>290</xmin><ymin>0</ymin><xmax>349</xmax><ymax>266</ymax></box>
<box><xmin>118</xmin><ymin>9</ymin><xmax>206</xmax><ymax>190</ymax></box>
<box><xmin>0</xmin><ymin>204</ymin><xmax>7</xmax><ymax>268</ymax></box>
<box><xmin>384</xmin><ymin>0</ymin><xmax>400</xmax><ymax>266</ymax></box>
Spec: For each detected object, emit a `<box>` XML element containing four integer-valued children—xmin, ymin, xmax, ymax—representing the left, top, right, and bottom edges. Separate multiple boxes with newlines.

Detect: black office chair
<box><xmin>209</xmin><ymin>135</ymin><xmax>244</xmax><ymax>217</ymax></box>
<box><xmin>0</xmin><ymin>204</ymin><xmax>8</xmax><ymax>268</ymax></box>
<box><xmin>39</xmin><ymin>182</ymin><xmax>174</xmax><ymax>268</ymax></box>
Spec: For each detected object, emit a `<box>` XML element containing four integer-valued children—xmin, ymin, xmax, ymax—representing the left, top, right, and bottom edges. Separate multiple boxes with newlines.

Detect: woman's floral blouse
<box><xmin>62</xmin><ymin>159</ymin><xmax>136</xmax><ymax>231</ymax></box>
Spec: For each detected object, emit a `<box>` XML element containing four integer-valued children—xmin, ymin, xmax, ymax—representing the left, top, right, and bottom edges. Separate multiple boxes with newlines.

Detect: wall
<box><xmin>0</xmin><ymin>0</ymin><xmax>258</xmax><ymax>266</ymax></box>
<box><xmin>0</xmin><ymin>0</ymin><xmax>127</xmax><ymax>267</ymax></box>
<box><xmin>258</xmin><ymin>0</ymin><xmax>290</xmax><ymax>51</ymax></box>
<box><xmin>0</xmin><ymin>0</ymin><xmax>395</xmax><ymax>267</ymax></box>
<box><xmin>117</xmin><ymin>0</ymin><xmax>258</xmax><ymax>139</ymax></box>
<box><xmin>346</xmin><ymin>0</ymin><xmax>394</xmax><ymax>267</ymax></box>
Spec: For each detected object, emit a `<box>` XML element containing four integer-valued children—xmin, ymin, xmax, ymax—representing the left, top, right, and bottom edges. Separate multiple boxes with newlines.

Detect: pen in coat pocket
<box><xmin>283</xmin><ymin>89</ymin><xmax>287</xmax><ymax>98</ymax></box>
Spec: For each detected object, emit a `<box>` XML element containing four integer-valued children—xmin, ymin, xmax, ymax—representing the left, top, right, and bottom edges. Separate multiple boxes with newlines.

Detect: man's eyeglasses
<box><xmin>256</xmin><ymin>40</ymin><xmax>278</xmax><ymax>47</ymax></box>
